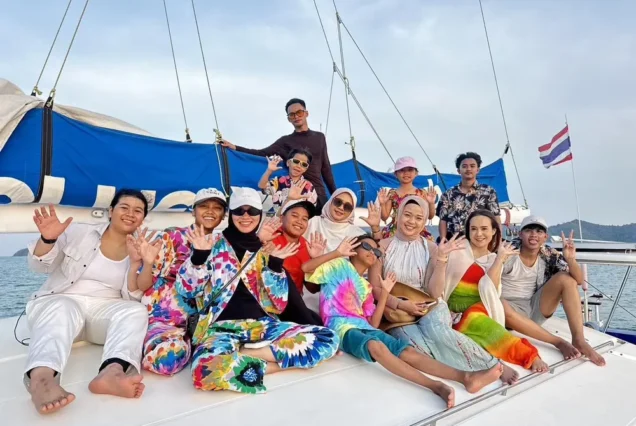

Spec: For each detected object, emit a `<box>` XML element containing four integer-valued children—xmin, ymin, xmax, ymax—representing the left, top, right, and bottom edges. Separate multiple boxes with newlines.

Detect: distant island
<box><xmin>12</xmin><ymin>248</ymin><xmax>28</xmax><ymax>257</ymax></box>
<box><xmin>548</xmin><ymin>220</ymin><xmax>636</xmax><ymax>243</ymax></box>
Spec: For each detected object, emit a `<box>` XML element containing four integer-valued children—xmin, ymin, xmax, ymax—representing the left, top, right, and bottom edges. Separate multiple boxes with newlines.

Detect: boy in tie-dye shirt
<box><xmin>305</xmin><ymin>234</ymin><xmax>503</xmax><ymax>408</ymax></box>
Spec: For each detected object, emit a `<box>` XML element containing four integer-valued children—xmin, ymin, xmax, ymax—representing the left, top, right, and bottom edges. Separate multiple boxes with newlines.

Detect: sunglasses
<box><xmin>360</xmin><ymin>241</ymin><xmax>383</xmax><ymax>258</ymax></box>
<box><xmin>332</xmin><ymin>197</ymin><xmax>354</xmax><ymax>213</ymax></box>
<box><xmin>230</xmin><ymin>206</ymin><xmax>262</xmax><ymax>217</ymax></box>
<box><xmin>290</xmin><ymin>158</ymin><xmax>309</xmax><ymax>168</ymax></box>
<box><xmin>287</xmin><ymin>110</ymin><xmax>306</xmax><ymax>119</ymax></box>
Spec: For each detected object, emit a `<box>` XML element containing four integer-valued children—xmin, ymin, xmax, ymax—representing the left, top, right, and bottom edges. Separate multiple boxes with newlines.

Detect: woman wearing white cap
<box><xmin>175</xmin><ymin>187</ymin><xmax>339</xmax><ymax>394</ymax></box>
<box><xmin>127</xmin><ymin>188</ymin><xmax>227</xmax><ymax>378</ymax></box>
<box><xmin>377</xmin><ymin>156</ymin><xmax>436</xmax><ymax>240</ymax></box>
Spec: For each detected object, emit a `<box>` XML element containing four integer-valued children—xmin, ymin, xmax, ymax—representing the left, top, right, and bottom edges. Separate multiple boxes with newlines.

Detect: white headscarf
<box><xmin>304</xmin><ymin>188</ymin><xmax>365</xmax><ymax>252</ymax></box>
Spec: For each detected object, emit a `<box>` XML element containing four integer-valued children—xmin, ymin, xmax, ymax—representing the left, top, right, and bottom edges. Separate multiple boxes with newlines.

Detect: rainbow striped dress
<box><xmin>447</xmin><ymin>263</ymin><xmax>539</xmax><ymax>369</ymax></box>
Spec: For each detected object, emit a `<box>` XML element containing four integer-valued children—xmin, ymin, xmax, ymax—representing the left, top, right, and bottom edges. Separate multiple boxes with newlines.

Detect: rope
<box><xmin>163</xmin><ymin>0</ymin><xmax>191</xmax><ymax>142</ymax></box>
<box><xmin>325</xmin><ymin>67</ymin><xmax>335</xmax><ymax>138</ymax></box>
<box><xmin>333</xmin><ymin>8</ymin><xmax>354</xmax><ymax>145</ymax></box>
<box><xmin>46</xmin><ymin>0</ymin><xmax>90</xmax><ymax>107</ymax></box>
<box><xmin>478</xmin><ymin>0</ymin><xmax>528</xmax><ymax>207</ymax></box>
<box><xmin>190</xmin><ymin>0</ymin><xmax>227</xmax><ymax>194</ymax></box>
<box><xmin>31</xmin><ymin>0</ymin><xmax>73</xmax><ymax>97</ymax></box>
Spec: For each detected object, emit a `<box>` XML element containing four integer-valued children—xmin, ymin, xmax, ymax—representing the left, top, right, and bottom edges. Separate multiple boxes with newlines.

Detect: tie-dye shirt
<box><xmin>141</xmin><ymin>225</ymin><xmax>199</xmax><ymax>327</ymax></box>
<box><xmin>307</xmin><ymin>257</ymin><xmax>376</xmax><ymax>341</ymax></box>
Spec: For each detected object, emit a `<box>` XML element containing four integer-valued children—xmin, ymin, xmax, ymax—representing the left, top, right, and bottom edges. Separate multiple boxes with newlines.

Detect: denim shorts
<box><xmin>341</xmin><ymin>328</ymin><xmax>411</xmax><ymax>362</ymax></box>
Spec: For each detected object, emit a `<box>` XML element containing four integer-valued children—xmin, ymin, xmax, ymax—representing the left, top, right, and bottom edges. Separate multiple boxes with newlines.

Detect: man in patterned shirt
<box><xmin>436</xmin><ymin>152</ymin><xmax>501</xmax><ymax>240</ymax></box>
<box><xmin>500</xmin><ymin>216</ymin><xmax>605</xmax><ymax>366</ymax></box>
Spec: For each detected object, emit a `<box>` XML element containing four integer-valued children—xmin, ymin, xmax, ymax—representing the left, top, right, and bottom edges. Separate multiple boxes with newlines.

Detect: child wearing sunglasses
<box><xmin>304</xmin><ymin>234</ymin><xmax>504</xmax><ymax>409</ymax></box>
<box><xmin>258</xmin><ymin>148</ymin><xmax>318</xmax><ymax>215</ymax></box>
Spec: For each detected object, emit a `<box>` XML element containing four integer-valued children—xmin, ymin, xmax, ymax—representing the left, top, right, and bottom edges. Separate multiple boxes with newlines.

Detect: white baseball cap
<box><xmin>193</xmin><ymin>188</ymin><xmax>227</xmax><ymax>208</ymax></box>
<box><xmin>520</xmin><ymin>215</ymin><xmax>548</xmax><ymax>232</ymax></box>
<box><xmin>229</xmin><ymin>187</ymin><xmax>263</xmax><ymax>211</ymax></box>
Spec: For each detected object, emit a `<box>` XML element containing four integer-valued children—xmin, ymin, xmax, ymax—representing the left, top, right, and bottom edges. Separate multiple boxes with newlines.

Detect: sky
<box><xmin>0</xmin><ymin>0</ymin><xmax>634</xmax><ymax>255</ymax></box>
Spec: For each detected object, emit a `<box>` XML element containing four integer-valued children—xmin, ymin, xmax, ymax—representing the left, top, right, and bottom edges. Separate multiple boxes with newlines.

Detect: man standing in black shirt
<box><xmin>220</xmin><ymin>98</ymin><xmax>337</xmax><ymax>209</ymax></box>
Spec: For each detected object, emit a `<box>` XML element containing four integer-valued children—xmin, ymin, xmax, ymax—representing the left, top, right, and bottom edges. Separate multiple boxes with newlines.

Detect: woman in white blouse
<box><xmin>25</xmin><ymin>189</ymin><xmax>150</xmax><ymax>415</ymax></box>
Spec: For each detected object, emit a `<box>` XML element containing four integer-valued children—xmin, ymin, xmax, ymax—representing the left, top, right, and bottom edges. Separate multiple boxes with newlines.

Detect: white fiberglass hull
<box><xmin>1</xmin><ymin>312</ymin><xmax>633</xmax><ymax>426</ymax></box>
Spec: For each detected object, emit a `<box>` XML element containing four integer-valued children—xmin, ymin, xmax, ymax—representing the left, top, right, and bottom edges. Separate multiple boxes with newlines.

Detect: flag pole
<box><xmin>565</xmin><ymin>114</ymin><xmax>584</xmax><ymax>241</ymax></box>
<box><xmin>565</xmin><ymin>114</ymin><xmax>589</xmax><ymax>322</ymax></box>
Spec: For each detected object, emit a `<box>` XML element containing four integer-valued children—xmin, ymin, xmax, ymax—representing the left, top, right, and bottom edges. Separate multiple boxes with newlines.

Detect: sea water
<box><xmin>0</xmin><ymin>256</ymin><xmax>635</xmax><ymax>330</ymax></box>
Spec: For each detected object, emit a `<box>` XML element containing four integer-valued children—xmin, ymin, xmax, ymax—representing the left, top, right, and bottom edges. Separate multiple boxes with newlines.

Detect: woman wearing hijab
<box><xmin>370</xmin><ymin>197</ymin><xmax>518</xmax><ymax>385</ymax></box>
<box><xmin>175</xmin><ymin>187</ymin><xmax>339</xmax><ymax>394</ymax></box>
<box><xmin>303</xmin><ymin>188</ymin><xmax>381</xmax><ymax>252</ymax></box>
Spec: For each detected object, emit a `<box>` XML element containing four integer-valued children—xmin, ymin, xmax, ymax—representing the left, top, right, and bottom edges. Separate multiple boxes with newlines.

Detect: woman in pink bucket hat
<box><xmin>378</xmin><ymin>156</ymin><xmax>436</xmax><ymax>240</ymax></box>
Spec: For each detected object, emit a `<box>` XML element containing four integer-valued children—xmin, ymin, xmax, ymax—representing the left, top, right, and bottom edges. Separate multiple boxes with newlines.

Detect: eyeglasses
<box><xmin>291</xmin><ymin>158</ymin><xmax>309</xmax><ymax>168</ymax></box>
<box><xmin>332</xmin><ymin>197</ymin><xmax>354</xmax><ymax>213</ymax></box>
<box><xmin>287</xmin><ymin>110</ymin><xmax>306</xmax><ymax>119</ymax></box>
<box><xmin>230</xmin><ymin>206</ymin><xmax>262</xmax><ymax>217</ymax></box>
<box><xmin>360</xmin><ymin>241</ymin><xmax>383</xmax><ymax>258</ymax></box>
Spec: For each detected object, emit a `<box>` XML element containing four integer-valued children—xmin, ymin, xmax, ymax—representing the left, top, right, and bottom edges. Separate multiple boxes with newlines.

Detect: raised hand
<box><xmin>264</xmin><ymin>241</ymin><xmax>300</xmax><ymax>260</ymax></box>
<box><xmin>377</xmin><ymin>188</ymin><xmax>390</xmax><ymax>205</ymax></box>
<box><xmin>380</xmin><ymin>271</ymin><xmax>397</xmax><ymax>293</ymax></box>
<box><xmin>33</xmin><ymin>204</ymin><xmax>73</xmax><ymax>241</ymax></box>
<box><xmin>438</xmin><ymin>234</ymin><xmax>466</xmax><ymax>257</ymax></box>
<box><xmin>185</xmin><ymin>225</ymin><xmax>214</xmax><ymax>251</ymax></box>
<box><xmin>267</xmin><ymin>155</ymin><xmax>283</xmax><ymax>172</ymax></box>
<box><xmin>134</xmin><ymin>227</ymin><xmax>162</xmax><ymax>265</ymax></box>
<box><xmin>308</xmin><ymin>232</ymin><xmax>327</xmax><ymax>258</ymax></box>
<box><xmin>424</xmin><ymin>184</ymin><xmax>437</xmax><ymax>204</ymax></box>
<box><xmin>336</xmin><ymin>236</ymin><xmax>360</xmax><ymax>257</ymax></box>
<box><xmin>497</xmin><ymin>240</ymin><xmax>520</xmax><ymax>261</ymax></box>
<box><xmin>126</xmin><ymin>234</ymin><xmax>143</xmax><ymax>264</ymax></box>
<box><xmin>219</xmin><ymin>139</ymin><xmax>236</xmax><ymax>150</ymax></box>
<box><xmin>257</xmin><ymin>217</ymin><xmax>282</xmax><ymax>243</ymax></box>
<box><xmin>287</xmin><ymin>179</ymin><xmax>310</xmax><ymax>201</ymax></box>
<box><xmin>562</xmin><ymin>230</ymin><xmax>577</xmax><ymax>261</ymax></box>
<box><xmin>360</xmin><ymin>201</ymin><xmax>381</xmax><ymax>228</ymax></box>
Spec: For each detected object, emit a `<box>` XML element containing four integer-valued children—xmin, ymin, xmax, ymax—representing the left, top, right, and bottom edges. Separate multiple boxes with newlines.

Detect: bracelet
<box><xmin>40</xmin><ymin>235</ymin><xmax>57</xmax><ymax>244</ymax></box>
<box><xmin>436</xmin><ymin>257</ymin><xmax>448</xmax><ymax>263</ymax></box>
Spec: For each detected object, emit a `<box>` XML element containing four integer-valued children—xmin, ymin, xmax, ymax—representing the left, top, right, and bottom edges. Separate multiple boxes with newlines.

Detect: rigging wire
<box><xmin>163</xmin><ymin>0</ymin><xmax>192</xmax><ymax>142</ymax></box>
<box><xmin>190</xmin><ymin>0</ymin><xmax>227</xmax><ymax>195</ymax></box>
<box><xmin>325</xmin><ymin>67</ymin><xmax>335</xmax><ymax>138</ymax></box>
<box><xmin>338</xmin><ymin>18</ymin><xmax>445</xmax><ymax>187</ymax></box>
<box><xmin>583</xmin><ymin>278</ymin><xmax>636</xmax><ymax>324</ymax></box>
<box><xmin>46</xmin><ymin>0</ymin><xmax>90</xmax><ymax>107</ymax></box>
<box><xmin>31</xmin><ymin>0</ymin><xmax>74</xmax><ymax>97</ymax></box>
<box><xmin>333</xmin><ymin>5</ymin><xmax>354</xmax><ymax>146</ymax></box>
<box><xmin>478</xmin><ymin>0</ymin><xmax>528</xmax><ymax>207</ymax></box>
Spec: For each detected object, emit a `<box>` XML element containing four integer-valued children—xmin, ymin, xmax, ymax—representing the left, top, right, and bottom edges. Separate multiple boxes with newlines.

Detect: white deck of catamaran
<box><xmin>1</xmin><ymin>313</ymin><xmax>635</xmax><ymax>426</ymax></box>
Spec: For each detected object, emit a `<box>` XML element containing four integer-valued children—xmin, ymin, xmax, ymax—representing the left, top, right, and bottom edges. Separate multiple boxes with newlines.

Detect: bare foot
<box><xmin>463</xmin><ymin>363</ymin><xmax>503</xmax><ymax>393</ymax></box>
<box><xmin>265</xmin><ymin>362</ymin><xmax>282</xmax><ymax>375</ymax></box>
<box><xmin>573</xmin><ymin>339</ymin><xmax>606</xmax><ymax>366</ymax></box>
<box><xmin>555</xmin><ymin>339</ymin><xmax>581</xmax><ymax>360</ymax></box>
<box><xmin>431</xmin><ymin>382</ymin><xmax>455</xmax><ymax>409</ymax></box>
<box><xmin>500</xmin><ymin>364</ymin><xmax>519</xmax><ymax>385</ymax></box>
<box><xmin>531</xmin><ymin>358</ymin><xmax>549</xmax><ymax>373</ymax></box>
<box><xmin>29</xmin><ymin>368</ymin><xmax>75</xmax><ymax>414</ymax></box>
<box><xmin>88</xmin><ymin>364</ymin><xmax>145</xmax><ymax>399</ymax></box>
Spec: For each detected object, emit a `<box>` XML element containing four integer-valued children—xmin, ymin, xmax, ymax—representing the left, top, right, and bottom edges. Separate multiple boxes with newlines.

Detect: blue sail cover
<box><xmin>0</xmin><ymin>107</ymin><xmax>509</xmax><ymax>209</ymax></box>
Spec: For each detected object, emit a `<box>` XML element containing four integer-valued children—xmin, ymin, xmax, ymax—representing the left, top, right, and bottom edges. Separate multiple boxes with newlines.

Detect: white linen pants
<box><xmin>24</xmin><ymin>294</ymin><xmax>148</xmax><ymax>379</ymax></box>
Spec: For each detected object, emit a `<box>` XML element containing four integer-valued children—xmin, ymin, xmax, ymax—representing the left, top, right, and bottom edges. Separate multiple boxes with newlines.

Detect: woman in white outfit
<box><xmin>24</xmin><ymin>189</ymin><xmax>150</xmax><ymax>415</ymax></box>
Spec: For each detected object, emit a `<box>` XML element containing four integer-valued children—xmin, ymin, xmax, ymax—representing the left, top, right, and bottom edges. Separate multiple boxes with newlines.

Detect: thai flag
<box><xmin>538</xmin><ymin>125</ymin><xmax>573</xmax><ymax>168</ymax></box>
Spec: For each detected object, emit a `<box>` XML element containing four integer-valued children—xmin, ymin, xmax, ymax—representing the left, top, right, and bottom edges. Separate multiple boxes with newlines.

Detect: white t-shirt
<box><xmin>501</xmin><ymin>256</ymin><xmax>540</xmax><ymax>300</ymax></box>
<box><xmin>63</xmin><ymin>249</ymin><xmax>129</xmax><ymax>298</ymax></box>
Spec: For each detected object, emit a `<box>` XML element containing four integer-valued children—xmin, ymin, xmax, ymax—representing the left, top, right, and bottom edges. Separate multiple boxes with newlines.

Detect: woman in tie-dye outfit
<box><xmin>129</xmin><ymin>188</ymin><xmax>228</xmax><ymax>376</ymax></box>
<box><xmin>426</xmin><ymin>210</ymin><xmax>548</xmax><ymax>372</ymax></box>
<box><xmin>176</xmin><ymin>187</ymin><xmax>339</xmax><ymax>394</ymax></box>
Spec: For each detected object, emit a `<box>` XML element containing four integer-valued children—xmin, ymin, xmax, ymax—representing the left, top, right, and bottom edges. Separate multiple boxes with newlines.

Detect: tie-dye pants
<box><xmin>191</xmin><ymin>316</ymin><xmax>339</xmax><ymax>394</ymax></box>
<box><xmin>142</xmin><ymin>322</ymin><xmax>191</xmax><ymax>376</ymax></box>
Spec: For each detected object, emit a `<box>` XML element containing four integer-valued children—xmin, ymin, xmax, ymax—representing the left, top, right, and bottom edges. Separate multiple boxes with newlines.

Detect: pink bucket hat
<box><xmin>393</xmin><ymin>156</ymin><xmax>418</xmax><ymax>172</ymax></box>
